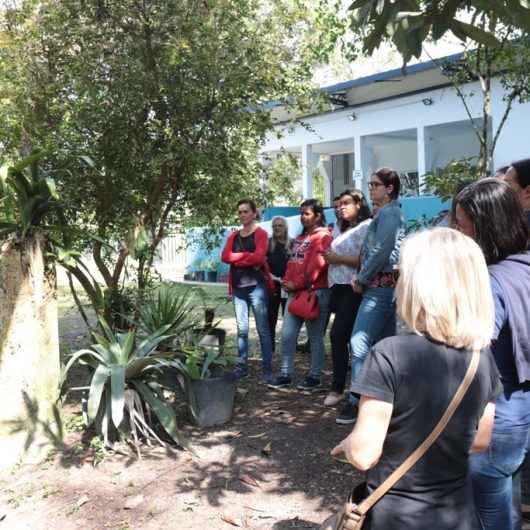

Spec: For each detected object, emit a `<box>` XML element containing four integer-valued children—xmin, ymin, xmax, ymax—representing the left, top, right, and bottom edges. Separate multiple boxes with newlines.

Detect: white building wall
<box><xmin>263</xmin><ymin>77</ymin><xmax>530</xmax><ymax>181</ymax></box>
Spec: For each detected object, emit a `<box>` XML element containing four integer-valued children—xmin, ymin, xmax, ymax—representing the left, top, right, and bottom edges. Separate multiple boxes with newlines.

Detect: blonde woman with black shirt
<box><xmin>266</xmin><ymin>216</ymin><xmax>291</xmax><ymax>353</ymax></box>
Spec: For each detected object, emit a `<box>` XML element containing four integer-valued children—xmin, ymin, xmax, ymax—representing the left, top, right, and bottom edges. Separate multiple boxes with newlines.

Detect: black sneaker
<box><xmin>267</xmin><ymin>375</ymin><xmax>292</xmax><ymax>389</ymax></box>
<box><xmin>297</xmin><ymin>376</ymin><xmax>321</xmax><ymax>391</ymax></box>
<box><xmin>336</xmin><ymin>402</ymin><xmax>358</xmax><ymax>424</ymax></box>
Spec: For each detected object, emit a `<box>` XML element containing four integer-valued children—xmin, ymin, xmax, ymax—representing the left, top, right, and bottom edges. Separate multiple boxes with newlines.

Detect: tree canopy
<box><xmin>342</xmin><ymin>0</ymin><xmax>530</xmax><ymax>63</ymax></box>
<box><xmin>0</xmin><ymin>0</ymin><xmax>324</xmax><ymax>311</ymax></box>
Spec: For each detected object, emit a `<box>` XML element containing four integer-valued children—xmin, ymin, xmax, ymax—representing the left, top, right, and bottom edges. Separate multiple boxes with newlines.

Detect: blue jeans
<box><xmin>470</xmin><ymin>387</ymin><xmax>530</xmax><ymax>530</ymax></box>
<box><xmin>280</xmin><ymin>288</ymin><xmax>330</xmax><ymax>379</ymax></box>
<box><xmin>233</xmin><ymin>283</ymin><xmax>273</xmax><ymax>375</ymax></box>
<box><xmin>349</xmin><ymin>287</ymin><xmax>396</xmax><ymax>404</ymax></box>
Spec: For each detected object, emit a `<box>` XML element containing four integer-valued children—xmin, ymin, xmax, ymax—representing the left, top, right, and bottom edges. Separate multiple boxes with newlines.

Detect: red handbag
<box><xmin>288</xmin><ymin>288</ymin><xmax>320</xmax><ymax>320</ymax></box>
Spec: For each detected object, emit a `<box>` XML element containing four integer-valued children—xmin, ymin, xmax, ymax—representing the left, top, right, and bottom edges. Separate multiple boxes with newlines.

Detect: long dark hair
<box><xmin>454</xmin><ymin>178</ymin><xmax>529</xmax><ymax>264</ymax></box>
<box><xmin>338</xmin><ymin>188</ymin><xmax>371</xmax><ymax>232</ymax></box>
<box><xmin>300</xmin><ymin>198</ymin><xmax>326</xmax><ymax>235</ymax></box>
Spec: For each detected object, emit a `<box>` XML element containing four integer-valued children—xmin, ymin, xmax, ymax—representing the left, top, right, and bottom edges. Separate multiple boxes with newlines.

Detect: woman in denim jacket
<box><xmin>336</xmin><ymin>167</ymin><xmax>405</xmax><ymax>424</ymax></box>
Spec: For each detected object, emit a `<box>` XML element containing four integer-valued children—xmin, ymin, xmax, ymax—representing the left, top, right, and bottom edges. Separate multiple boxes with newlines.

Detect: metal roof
<box><xmin>321</xmin><ymin>51</ymin><xmax>463</xmax><ymax>95</ymax></box>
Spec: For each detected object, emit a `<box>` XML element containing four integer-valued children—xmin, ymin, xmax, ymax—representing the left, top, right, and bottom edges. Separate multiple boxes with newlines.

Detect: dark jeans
<box><xmin>268</xmin><ymin>281</ymin><xmax>286</xmax><ymax>352</ymax></box>
<box><xmin>329</xmin><ymin>284</ymin><xmax>363</xmax><ymax>393</ymax></box>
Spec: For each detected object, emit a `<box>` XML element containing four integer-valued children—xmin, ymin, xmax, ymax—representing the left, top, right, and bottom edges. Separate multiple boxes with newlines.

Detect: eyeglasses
<box><xmin>368</xmin><ymin>181</ymin><xmax>385</xmax><ymax>189</ymax></box>
<box><xmin>338</xmin><ymin>200</ymin><xmax>355</xmax><ymax>207</ymax></box>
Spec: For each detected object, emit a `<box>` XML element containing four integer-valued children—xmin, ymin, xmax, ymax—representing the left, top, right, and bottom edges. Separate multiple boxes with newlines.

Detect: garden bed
<box><xmin>0</xmin><ymin>284</ymin><xmax>363</xmax><ymax>530</ymax></box>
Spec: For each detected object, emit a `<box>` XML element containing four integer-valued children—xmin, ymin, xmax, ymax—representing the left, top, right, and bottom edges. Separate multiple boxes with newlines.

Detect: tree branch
<box><xmin>491</xmin><ymin>89</ymin><xmax>520</xmax><ymax>155</ymax></box>
<box><xmin>67</xmin><ymin>271</ymin><xmax>91</xmax><ymax>329</ymax></box>
<box><xmin>92</xmin><ymin>240</ymin><xmax>113</xmax><ymax>287</ymax></box>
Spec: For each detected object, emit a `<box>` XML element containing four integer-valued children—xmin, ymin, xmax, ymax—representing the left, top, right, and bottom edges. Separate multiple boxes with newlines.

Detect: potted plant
<box><xmin>173</xmin><ymin>343</ymin><xmax>237</xmax><ymax>427</ymax></box>
<box><xmin>203</xmin><ymin>257</ymin><xmax>218</xmax><ymax>283</ymax></box>
<box><xmin>192</xmin><ymin>286</ymin><xmax>230</xmax><ymax>351</ymax></box>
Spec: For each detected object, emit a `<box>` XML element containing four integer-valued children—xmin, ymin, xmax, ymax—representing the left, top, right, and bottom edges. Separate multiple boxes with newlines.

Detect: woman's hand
<box><xmin>330</xmin><ymin>397</ymin><xmax>392</xmax><ymax>471</ymax></box>
<box><xmin>352</xmin><ymin>279</ymin><xmax>364</xmax><ymax>294</ymax></box>
<box><xmin>330</xmin><ymin>432</ymin><xmax>356</xmax><ymax>465</ymax></box>
<box><xmin>323</xmin><ymin>250</ymin><xmax>341</xmax><ymax>265</ymax></box>
<box><xmin>282</xmin><ymin>280</ymin><xmax>296</xmax><ymax>292</ymax></box>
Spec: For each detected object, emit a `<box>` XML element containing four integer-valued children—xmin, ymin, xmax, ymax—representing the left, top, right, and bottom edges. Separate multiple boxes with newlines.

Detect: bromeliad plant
<box><xmin>0</xmin><ymin>151</ymin><xmax>64</xmax><ymax>240</ymax></box>
<box><xmin>62</xmin><ymin>318</ymin><xmax>186</xmax><ymax>449</ymax></box>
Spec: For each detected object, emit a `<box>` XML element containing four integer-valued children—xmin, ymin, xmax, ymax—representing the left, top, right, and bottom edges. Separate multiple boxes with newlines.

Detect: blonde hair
<box><xmin>269</xmin><ymin>216</ymin><xmax>290</xmax><ymax>252</ymax></box>
<box><xmin>397</xmin><ymin>228</ymin><xmax>494</xmax><ymax>351</ymax></box>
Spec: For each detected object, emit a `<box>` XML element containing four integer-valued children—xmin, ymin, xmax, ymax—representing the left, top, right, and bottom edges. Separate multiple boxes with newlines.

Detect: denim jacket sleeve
<box><xmin>357</xmin><ymin>203</ymin><xmax>404</xmax><ymax>286</ymax></box>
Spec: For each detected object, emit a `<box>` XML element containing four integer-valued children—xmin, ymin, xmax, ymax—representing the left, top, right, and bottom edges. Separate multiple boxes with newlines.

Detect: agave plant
<box><xmin>63</xmin><ymin>317</ymin><xmax>186</xmax><ymax>449</ymax></box>
<box><xmin>0</xmin><ymin>151</ymin><xmax>63</xmax><ymax>240</ymax></box>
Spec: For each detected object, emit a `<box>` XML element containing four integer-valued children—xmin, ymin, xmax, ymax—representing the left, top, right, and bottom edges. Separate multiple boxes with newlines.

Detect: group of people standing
<box><xmin>220</xmin><ymin>158</ymin><xmax>530</xmax><ymax>530</ymax></box>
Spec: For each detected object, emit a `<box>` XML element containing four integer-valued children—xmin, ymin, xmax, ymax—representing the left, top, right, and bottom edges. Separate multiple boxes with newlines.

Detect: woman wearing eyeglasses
<box><xmin>336</xmin><ymin>168</ymin><xmax>406</xmax><ymax>424</ymax></box>
<box><xmin>221</xmin><ymin>199</ymin><xmax>274</xmax><ymax>382</ymax></box>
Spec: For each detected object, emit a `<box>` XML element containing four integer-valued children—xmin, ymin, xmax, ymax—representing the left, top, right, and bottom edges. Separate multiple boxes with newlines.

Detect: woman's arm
<box><xmin>221</xmin><ymin>228</ymin><xmax>268</xmax><ymax>267</ymax></box>
<box><xmin>331</xmin><ymin>396</ymin><xmax>393</xmax><ymax>471</ymax></box>
<box><xmin>357</xmin><ymin>207</ymin><xmax>402</xmax><ymax>286</ymax></box>
<box><xmin>470</xmin><ymin>402</ymin><xmax>496</xmax><ymax>453</ymax></box>
<box><xmin>304</xmin><ymin>232</ymin><xmax>332</xmax><ymax>287</ymax></box>
<box><xmin>324</xmin><ymin>252</ymin><xmax>360</xmax><ymax>268</ymax></box>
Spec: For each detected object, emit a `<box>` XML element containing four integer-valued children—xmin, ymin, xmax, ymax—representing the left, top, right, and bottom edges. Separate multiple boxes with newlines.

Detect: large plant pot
<box><xmin>191</xmin><ymin>376</ymin><xmax>235</xmax><ymax>427</ymax></box>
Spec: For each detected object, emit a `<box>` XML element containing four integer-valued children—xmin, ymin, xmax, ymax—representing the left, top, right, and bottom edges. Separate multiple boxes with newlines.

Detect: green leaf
<box><xmin>79</xmin><ymin>155</ymin><xmax>95</xmax><ymax>168</ymax></box>
<box><xmin>62</xmin><ymin>349</ymin><xmax>103</xmax><ymax>379</ymax></box>
<box><xmin>98</xmin><ymin>317</ymin><xmax>117</xmax><ymax>343</ymax></box>
<box><xmin>135</xmin><ymin>324</ymin><xmax>173</xmax><ymax>358</ymax></box>
<box><xmin>87</xmin><ymin>364</ymin><xmax>110</xmax><ymax>422</ymax></box>
<box><xmin>451</xmin><ymin>20</ymin><xmax>501</xmax><ymax>47</ymax></box>
<box><xmin>110</xmin><ymin>364</ymin><xmax>125</xmax><ymax>429</ymax></box>
<box><xmin>120</xmin><ymin>330</ymin><xmax>136</xmax><ymax>362</ymax></box>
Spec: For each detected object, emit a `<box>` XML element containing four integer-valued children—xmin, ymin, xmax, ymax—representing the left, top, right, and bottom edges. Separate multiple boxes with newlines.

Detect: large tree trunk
<box><xmin>0</xmin><ymin>233</ymin><xmax>60</xmax><ymax>470</ymax></box>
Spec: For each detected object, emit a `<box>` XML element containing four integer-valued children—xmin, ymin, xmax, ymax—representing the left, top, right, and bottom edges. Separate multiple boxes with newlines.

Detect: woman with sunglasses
<box><xmin>323</xmin><ymin>189</ymin><xmax>371</xmax><ymax>407</ymax></box>
<box><xmin>221</xmin><ymin>199</ymin><xmax>274</xmax><ymax>382</ymax></box>
<box><xmin>337</xmin><ymin>168</ymin><xmax>405</xmax><ymax>424</ymax></box>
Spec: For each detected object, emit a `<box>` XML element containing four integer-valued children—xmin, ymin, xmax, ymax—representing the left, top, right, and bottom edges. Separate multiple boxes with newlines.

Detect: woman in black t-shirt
<box><xmin>266</xmin><ymin>216</ymin><xmax>291</xmax><ymax>352</ymax></box>
<box><xmin>329</xmin><ymin>228</ymin><xmax>501</xmax><ymax>530</ymax></box>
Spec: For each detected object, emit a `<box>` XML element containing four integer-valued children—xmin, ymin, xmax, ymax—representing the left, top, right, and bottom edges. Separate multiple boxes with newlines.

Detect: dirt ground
<box><xmin>0</xmin><ymin>285</ymin><xmax>364</xmax><ymax>530</ymax></box>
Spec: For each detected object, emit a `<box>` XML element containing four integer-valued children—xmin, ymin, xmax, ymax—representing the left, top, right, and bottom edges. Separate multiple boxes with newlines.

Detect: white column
<box><xmin>301</xmin><ymin>144</ymin><xmax>314</xmax><ymax>198</ymax></box>
<box><xmin>353</xmin><ymin>136</ymin><xmax>362</xmax><ymax>189</ymax></box>
<box><xmin>417</xmin><ymin>126</ymin><xmax>426</xmax><ymax>193</ymax></box>
<box><xmin>319</xmin><ymin>158</ymin><xmax>332</xmax><ymax>206</ymax></box>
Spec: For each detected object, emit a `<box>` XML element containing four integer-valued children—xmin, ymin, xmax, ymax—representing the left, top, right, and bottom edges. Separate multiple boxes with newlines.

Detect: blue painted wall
<box><xmin>185</xmin><ymin>196</ymin><xmax>450</xmax><ymax>273</ymax></box>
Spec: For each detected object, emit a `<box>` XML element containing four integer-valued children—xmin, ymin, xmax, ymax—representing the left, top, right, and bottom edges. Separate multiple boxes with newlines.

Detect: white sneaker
<box><xmin>324</xmin><ymin>392</ymin><xmax>343</xmax><ymax>407</ymax></box>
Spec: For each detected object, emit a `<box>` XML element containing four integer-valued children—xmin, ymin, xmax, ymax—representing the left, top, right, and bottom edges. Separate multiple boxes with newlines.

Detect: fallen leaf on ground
<box><xmin>220</xmin><ymin>512</ymin><xmax>243</xmax><ymax>527</ymax></box>
<box><xmin>239</xmin><ymin>474</ymin><xmax>260</xmax><ymax>488</ymax></box>
<box><xmin>261</xmin><ymin>441</ymin><xmax>272</xmax><ymax>457</ymax></box>
<box><xmin>247</xmin><ymin>432</ymin><xmax>266</xmax><ymax>439</ymax></box>
<box><xmin>76</xmin><ymin>495</ymin><xmax>90</xmax><ymax>508</ymax></box>
<box><xmin>124</xmin><ymin>494</ymin><xmax>144</xmax><ymax>510</ymax></box>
